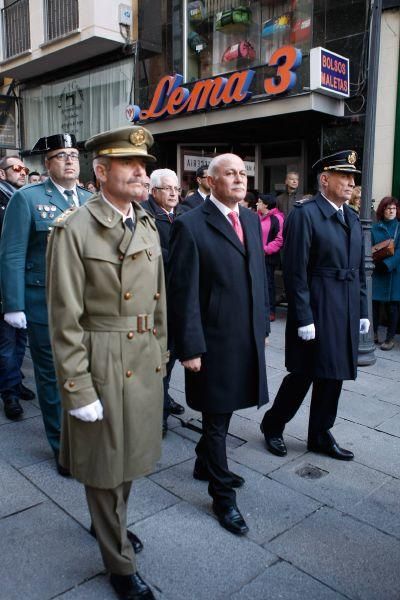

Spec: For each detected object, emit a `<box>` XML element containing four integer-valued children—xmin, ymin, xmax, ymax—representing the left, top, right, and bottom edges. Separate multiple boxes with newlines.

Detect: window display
<box><xmin>186</xmin><ymin>0</ymin><xmax>313</xmax><ymax>82</ymax></box>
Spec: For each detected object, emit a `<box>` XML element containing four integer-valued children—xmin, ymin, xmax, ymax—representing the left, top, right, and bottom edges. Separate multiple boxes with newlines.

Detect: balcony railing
<box><xmin>45</xmin><ymin>0</ymin><xmax>79</xmax><ymax>42</ymax></box>
<box><xmin>1</xmin><ymin>0</ymin><xmax>30</xmax><ymax>59</ymax></box>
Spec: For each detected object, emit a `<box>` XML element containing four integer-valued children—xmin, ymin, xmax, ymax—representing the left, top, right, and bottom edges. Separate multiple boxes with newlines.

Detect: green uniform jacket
<box><xmin>46</xmin><ymin>194</ymin><xmax>168</xmax><ymax>489</ymax></box>
<box><xmin>0</xmin><ymin>180</ymin><xmax>91</xmax><ymax>321</ymax></box>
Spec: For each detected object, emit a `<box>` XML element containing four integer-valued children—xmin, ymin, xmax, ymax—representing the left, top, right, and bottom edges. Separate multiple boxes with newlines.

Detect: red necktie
<box><xmin>228</xmin><ymin>211</ymin><xmax>244</xmax><ymax>244</ymax></box>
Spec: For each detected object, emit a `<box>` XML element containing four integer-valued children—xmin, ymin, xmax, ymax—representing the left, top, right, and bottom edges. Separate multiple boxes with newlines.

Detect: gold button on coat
<box><xmin>124</xmin><ymin>292</ymin><xmax>132</xmax><ymax>300</ymax></box>
<box><xmin>127</xmin><ymin>331</ymin><xmax>134</xmax><ymax>339</ymax></box>
<box><xmin>126</xmin><ymin>370</ymin><xmax>133</xmax><ymax>378</ymax></box>
<box><xmin>154</xmin><ymin>292</ymin><xmax>160</xmax><ymax>299</ymax></box>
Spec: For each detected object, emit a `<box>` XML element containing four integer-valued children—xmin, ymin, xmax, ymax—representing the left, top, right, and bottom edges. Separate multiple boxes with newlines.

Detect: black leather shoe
<box><xmin>167</xmin><ymin>395</ymin><xmax>185</xmax><ymax>415</ymax></box>
<box><xmin>3</xmin><ymin>397</ymin><xmax>23</xmax><ymax>420</ymax></box>
<box><xmin>90</xmin><ymin>524</ymin><xmax>143</xmax><ymax>554</ymax></box>
<box><xmin>56</xmin><ymin>459</ymin><xmax>71</xmax><ymax>477</ymax></box>
<box><xmin>193</xmin><ymin>460</ymin><xmax>245</xmax><ymax>488</ymax></box>
<box><xmin>212</xmin><ymin>503</ymin><xmax>249</xmax><ymax>535</ymax></box>
<box><xmin>308</xmin><ymin>432</ymin><xmax>354</xmax><ymax>461</ymax></box>
<box><xmin>110</xmin><ymin>573</ymin><xmax>155</xmax><ymax>600</ymax></box>
<box><xmin>260</xmin><ymin>423</ymin><xmax>287</xmax><ymax>456</ymax></box>
<box><xmin>19</xmin><ymin>383</ymin><xmax>36</xmax><ymax>401</ymax></box>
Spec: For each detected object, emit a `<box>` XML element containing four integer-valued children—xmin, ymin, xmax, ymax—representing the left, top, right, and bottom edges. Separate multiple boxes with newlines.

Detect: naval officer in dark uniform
<box><xmin>0</xmin><ymin>134</ymin><xmax>91</xmax><ymax>473</ymax></box>
<box><xmin>260</xmin><ymin>150</ymin><xmax>369</xmax><ymax>460</ymax></box>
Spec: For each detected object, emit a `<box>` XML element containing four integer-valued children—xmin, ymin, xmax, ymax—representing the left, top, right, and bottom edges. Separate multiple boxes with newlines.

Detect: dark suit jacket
<box><xmin>283</xmin><ymin>193</ymin><xmax>368</xmax><ymax>380</ymax></box>
<box><xmin>183</xmin><ymin>190</ymin><xmax>207</xmax><ymax>209</ymax></box>
<box><xmin>168</xmin><ymin>198</ymin><xmax>269</xmax><ymax>414</ymax></box>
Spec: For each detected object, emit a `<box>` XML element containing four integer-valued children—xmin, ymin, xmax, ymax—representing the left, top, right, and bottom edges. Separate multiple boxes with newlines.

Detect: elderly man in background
<box><xmin>0</xmin><ymin>134</ymin><xmax>91</xmax><ymax>472</ymax></box>
<box><xmin>276</xmin><ymin>171</ymin><xmax>302</xmax><ymax>217</ymax></box>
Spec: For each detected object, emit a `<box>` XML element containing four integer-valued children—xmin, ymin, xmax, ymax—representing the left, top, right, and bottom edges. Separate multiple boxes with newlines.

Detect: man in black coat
<box><xmin>142</xmin><ymin>169</ymin><xmax>190</xmax><ymax>434</ymax></box>
<box><xmin>168</xmin><ymin>153</ymin><xmax>269</xmax><ymax>535</ymax></box>
<box><xmin>183</xmin><ymin>165</ymin><xmax>210</xmax><ymax>209</ymax></box>
<box><xmin>260</xmin><ymin>150</ymin><xmax>369</xmax><ymax>461</ymax></box>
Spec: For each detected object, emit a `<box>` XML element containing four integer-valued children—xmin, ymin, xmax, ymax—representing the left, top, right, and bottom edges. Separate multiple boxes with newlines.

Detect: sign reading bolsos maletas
<box><xmin>310</xmin><ymin>47</ymin><xmax>350</xmax><ymax>98</ymax></box>
<box><xmin>126</xmin><ymin>45</ymin><xmax>303</xmax><ymax>123</ymax></box>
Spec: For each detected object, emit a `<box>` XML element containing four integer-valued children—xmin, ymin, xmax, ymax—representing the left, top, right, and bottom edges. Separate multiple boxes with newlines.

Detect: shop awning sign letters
<box><xmin>126</xmin><ymin>45</ymin><xmax>302</xmax><ymax>123</ymax></box>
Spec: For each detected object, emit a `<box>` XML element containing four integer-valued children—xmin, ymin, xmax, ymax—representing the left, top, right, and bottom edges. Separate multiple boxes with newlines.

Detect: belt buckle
<box><xmin>137</xmin><ymin>314</ymin><xmax>148</xmax><ymax>333</ymax></box>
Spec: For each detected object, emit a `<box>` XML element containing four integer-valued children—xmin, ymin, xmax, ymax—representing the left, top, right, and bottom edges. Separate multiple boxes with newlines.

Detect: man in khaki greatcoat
<box><xmin>46</xmin><ymin>126</ymin><xmax>167</xmax><ymax>600</ymax></box>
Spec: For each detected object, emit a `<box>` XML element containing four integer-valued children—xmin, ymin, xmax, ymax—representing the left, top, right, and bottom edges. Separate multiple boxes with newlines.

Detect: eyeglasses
<box><xmin>384</xmin><ymin>206</ymin><xmax>397</xmax><ymax>211</ymax></box>
<box><xmin>142</xmin><ymin>183</ymin><xmax>150</xmax><ymax>190</ymax></box>
<box><xmin>154</xmin><ymin>186</ymin><xmax>181</xmax><ymax>194</ymax></box>
<box><xmin>47</xmin><ymin>152</ymin><xmax>80</xmax><ymax>162</ymax></box>
<box><xmin>4</xmin><ymin>164</ymin><xmax>29</xmax><ymax>175</ymax></box>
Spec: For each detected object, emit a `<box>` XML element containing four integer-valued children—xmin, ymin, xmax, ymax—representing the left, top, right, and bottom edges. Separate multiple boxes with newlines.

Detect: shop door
<box><xmin>261</xmin><ymin>157</ymin><xmax>301</xmax><ymax>195</ymax></box>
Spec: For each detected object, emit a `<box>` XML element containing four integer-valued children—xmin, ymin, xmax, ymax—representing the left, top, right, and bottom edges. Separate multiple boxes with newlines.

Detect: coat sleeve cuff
<box><xmin>61</xmin><ymin>373</ymin><xmax>98</xmax><ymax>411</ymax></box>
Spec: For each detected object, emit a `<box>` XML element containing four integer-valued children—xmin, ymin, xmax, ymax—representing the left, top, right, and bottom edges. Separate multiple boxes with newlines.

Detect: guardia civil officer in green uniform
<box><xmin>0</xmin><ymin>134</ymin><xmax>91</xmax><ymax>473</ymax></box>
<box><xmin>46</xmin><ymin>126</ymin><xmax>168</xmax><ymax>600</ymax></box>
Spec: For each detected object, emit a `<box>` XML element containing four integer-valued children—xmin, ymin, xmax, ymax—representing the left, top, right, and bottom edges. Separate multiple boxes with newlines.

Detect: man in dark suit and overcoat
<box><xmin>168</xmin><ymin>153</ymin><xmax>269</xmax><ymax>535</ymax></box>
<box><xmin>260</xmin><ymin>150</ymin><xmax>369</xmax><ymax>460</ymax></box>
<box><xmin>183</xmin><ymin>165</ymin><xmax>210</xmax><ymax>209</ymax></box>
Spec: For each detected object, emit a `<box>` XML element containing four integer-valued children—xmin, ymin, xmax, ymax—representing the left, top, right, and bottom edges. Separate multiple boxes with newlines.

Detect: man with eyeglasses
<box><xmin>184</xmin><ymin>165</ymin><xmax>210</xmax><ymax>209</ymax></box>
<box><xmin>142</xmin><ymin>169</ymin><xmax>189</xmax><ymax>435</ymax></box>
<box><xmin>0</xmin><ymin>155</ymin><xmax>36</xmax><ymax>420</ymax></box>
<box><xmin>0</xmin><ymin>134</ymin><xmax>91</xmax><ymax>473</ymax></box>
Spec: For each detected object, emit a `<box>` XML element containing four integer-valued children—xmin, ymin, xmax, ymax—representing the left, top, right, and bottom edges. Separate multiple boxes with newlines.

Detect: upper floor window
<box><xmin>44</xmin><ymin>0</ymin><xmax>79</xmax><ymax>41</ymax></box>
<box><xmin>1</xmin><ymin>0</ymin><xmax>31</xmax><ymax>59</ymax></box>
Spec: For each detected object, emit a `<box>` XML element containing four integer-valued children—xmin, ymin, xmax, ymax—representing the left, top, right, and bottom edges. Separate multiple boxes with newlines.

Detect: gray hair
<box><xmin>150</xmin><ymin>169</ymin><xmax>178</xmax><ymax>190</ymax></box>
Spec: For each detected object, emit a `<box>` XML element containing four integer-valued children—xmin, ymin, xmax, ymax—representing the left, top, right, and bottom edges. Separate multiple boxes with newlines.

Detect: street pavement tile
<box><xmin>267</xmin><ymin>507</ymin><xmax>400</xmax><ymax>600</ymax></box>
<box><xmin>265</xmin><ymin>346</ymin><xmax>286</xmax><ymax>371</ymax></box>
<box><xmin>332</xmin><ymin>421</ymin><xmax>400</xmax><ymax>478</ymax></box>
<box><xmin>57</xmin><ymin>573</ymin><xmax>168</xmax><ymax>599</ymax></box>
<box><xmin>337</xmin><ymin>388</ymin><xmax>400</xmax><ymax>427</ymax></box>
<box><xmin>150</xmin><ymin>459</ymin><xmax>321</xmax><ymax>544</ymax></box>
<box><xmin>0</xmin><ymin>460</ymin><xmax>46</xmax><ymax>519</ymax></box>
<box><xmin>0</xmin><ymin>399</ymin><xmax>42</xmax><ymax>425</ymax></box>
<box><xmin>347</xmin><ymin>477</ymin><xmax>400</xmax><ymax>539</ymax></box>
<box><xmin>376</xmin><ymin>411</ymin><xmax>400</xmax><ymax>437</ymax></box>
<box><xmin>0</xmin><ymin>416</ymin><xmax>51</xmax><ymax>467</ymax></box>
<box><xmin>228</xmin><ymin>560</ymin><xmax>346</xmax><ymax>600</ymax></box>
<box><xmin>21</xmin><ymin>460</ymin><xmax>180</xmax><ymax>528</ymax></box>
<box><xmin>342</xmin><ymin>371</ymin><xmax>400</xmax><ymax>405</ymax></box>
<box><xmin>269</xmin><ymin>453</ymin><xmax>391</xmax><ymax>514</ymax></box>
<box><xmin>227</xmin><ymin>439</ymin><xmax>308</xmax><ymax>476</ymax></box>
<box><xmin>0</xmin><ymin>501</ymin><xmax>103</xmax><ymax>600</ymax></box>
<box><xmin>358</xmin><ymin>352</ymin><xmax>400</xmax><ymax>379</ymax></box>
<box><xmin>133</xmin><ymin>501</ymin><xmax>276</xmax><ymax>600</ymax></box>
<box><xmin>153</xmin><ymin>430</ymin><xmax>196</xmax><ymax>472</ymax></box>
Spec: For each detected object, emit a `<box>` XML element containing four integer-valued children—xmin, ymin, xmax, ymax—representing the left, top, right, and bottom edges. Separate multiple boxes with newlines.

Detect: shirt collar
<box><xmin>198</xmin><ymin>189</ymin><xmax>207</xmax><ymax>200</ymax></box>
<box><xmin>209</xmin><ymin>194</ymin><xmax>239</xmax><ymax>219</ymax></box>
<box><xmin>50</xmin><ymin>178</ymin><xmax>78</xmax><ymax>204</ymax></box>
<box><xmin>321</xmin><ymin>192</ymin><xmax>344</xmax><ymax>213</ymax></box>
<box><xmin>101</xmin><ymin>193</ymin><xmax>134</xmax><ymax>221</ymax></box>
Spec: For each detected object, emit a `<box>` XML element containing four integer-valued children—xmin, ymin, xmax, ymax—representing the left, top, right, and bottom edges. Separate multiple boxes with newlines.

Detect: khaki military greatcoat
<box><xmin>46</xmin><ymin>194</ymin><xmax>168</xmax><ymax>489</ymax></box>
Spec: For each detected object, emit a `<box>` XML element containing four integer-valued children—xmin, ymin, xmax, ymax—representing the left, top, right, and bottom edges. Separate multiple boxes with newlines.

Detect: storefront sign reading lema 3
<box><xmin>126</xmin><ymin>46</ymin><xmax>302</xmax><ymax>123</ymax></box>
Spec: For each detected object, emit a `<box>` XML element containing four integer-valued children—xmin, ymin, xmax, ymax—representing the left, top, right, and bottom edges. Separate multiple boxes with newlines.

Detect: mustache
<box><xmin>127</xmin><ymin>178</ymin><xmax>145</xmax><ymax>184</ymax></box>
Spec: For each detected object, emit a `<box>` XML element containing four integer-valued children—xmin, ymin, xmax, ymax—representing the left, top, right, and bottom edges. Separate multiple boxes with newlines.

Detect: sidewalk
<box><xmin>1</xmin><ymin>310</ymin><xmax>400</xmax><ymax>600</ymax></box>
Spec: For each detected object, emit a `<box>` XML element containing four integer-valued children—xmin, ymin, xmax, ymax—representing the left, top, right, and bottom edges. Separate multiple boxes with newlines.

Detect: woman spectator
<box><xmin>256</xmin><ymin>194</ymin><xmax>284</xmax><ymax>321</ymax></box>
<box><xmin>371</xmin><ymin>196</ymin><xmax>400</xmax><ymax>350</ymax></box>
<box><xmin>348</xmin><ymin>186</ymin><xmax>361</xmax><ymax>213</ymax></box>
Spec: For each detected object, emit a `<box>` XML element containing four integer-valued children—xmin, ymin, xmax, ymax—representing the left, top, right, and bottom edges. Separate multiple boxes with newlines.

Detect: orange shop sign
<box><xmin>126</xmin><ymin>46</ymin><xmax>302</xmax><ymax>123</ymax></box>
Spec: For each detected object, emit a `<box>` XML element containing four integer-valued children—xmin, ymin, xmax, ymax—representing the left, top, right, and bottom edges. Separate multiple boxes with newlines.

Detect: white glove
<box><xmin>4</xmin><ymin>311</ymin><xmax>27</xmax><ymax>329</ymax></box>
<box><xmin>298</xmin><ymin>323</ymin><xmax>316</xmax><ymax>341</ymax></box>
<box><xmin>359</xmin><ymin>318</ymin><xmax>370</xmax><ymax>334</ymax></box>
<box><xmin>69</xmin><ymin>399</ymin><xmax>103</xmax><ymax>422</ymax></box>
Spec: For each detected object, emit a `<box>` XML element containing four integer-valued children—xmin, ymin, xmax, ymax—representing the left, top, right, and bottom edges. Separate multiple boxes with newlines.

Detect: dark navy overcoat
<box><xmin>167</xmin><ymin>199</ymin><xmax>269</xmax><ymax>414</ymax></box>
<box><xmin>283</xmin><ymin>193</ymin><xmax>368</xmax><ymax>381</ymax></box>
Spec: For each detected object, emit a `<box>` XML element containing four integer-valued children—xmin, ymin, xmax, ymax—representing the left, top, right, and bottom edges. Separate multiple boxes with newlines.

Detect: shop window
<box><xmin>186</xmin><ymin>0</ymin><xmax>313</xmax><ymax>82</ymax></box>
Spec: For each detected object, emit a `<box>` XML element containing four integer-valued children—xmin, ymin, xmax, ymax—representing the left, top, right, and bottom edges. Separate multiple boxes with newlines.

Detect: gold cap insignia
<box><xmin>347</xmin><ymin>151</ymin><xmax>357</xmax><ymax>165</ymax></box>
<box><xmin>130</xmin><ymin>129</ymin><xmax>146</xmax><ymax>146</ymax></box>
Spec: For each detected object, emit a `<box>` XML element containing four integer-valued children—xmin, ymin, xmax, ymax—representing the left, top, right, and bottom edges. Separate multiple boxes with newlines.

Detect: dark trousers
<box><xmin>265</xmin><ymin>260</ymin><xmax>276</xmax><ymax>313</ymax></box>
<box><xmin>262</xmin><ymin>372</ymin><xmax>342</xmax><ymax>442</ymax></box>
<box><xmin>373</xmin><ymin>300</ymin><xmax>400</xmax><ymax>340</ymax></box>
<box><xmin>27</xmin><ymin>322</ymin><xmax>61</xmax><ymax>454</ymax></box>
<box><xmin>163</xmin><ymin>347</ymin><xmax>177</xmax><ymax>423</ymax></box>
<box><xmin>196</xmin><ymin>412</ymin><xmax>236</xmax><ymax>508</ymax></box>
<box><xmin>0</xmin><ymin>316</ymin><xmax>27</xmax><ymax>398</ymax></box>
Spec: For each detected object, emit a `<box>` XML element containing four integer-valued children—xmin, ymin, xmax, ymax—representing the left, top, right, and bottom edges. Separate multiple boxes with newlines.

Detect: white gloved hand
<box><xmin>359</xmin><ymin>318</ymin><xmax>370</xmax><ymax>334</ymax></box>
<box><xmin>69</xmin><ymin>399</ymin><xmax>103</xmax><ymax>422</ymax></box>
<box><xmin>298</xmin><ymin>323</ymin><xmax>316</xmax><ymax>341</ymax></box>
<box><xmin>4</xmin><ymin>311</ymin><xmax>27</xmax><ymax>329</ymax></box>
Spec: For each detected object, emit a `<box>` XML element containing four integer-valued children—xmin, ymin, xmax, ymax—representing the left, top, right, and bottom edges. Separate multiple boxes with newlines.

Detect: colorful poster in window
<box><xmin>0</xmin><ymin>95</ymin><xmax>17</xmax><ymax>148</ymax></box>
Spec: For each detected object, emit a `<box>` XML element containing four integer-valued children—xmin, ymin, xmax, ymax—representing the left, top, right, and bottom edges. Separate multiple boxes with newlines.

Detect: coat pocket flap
<box><xmin>83</xmin><ymin>250</ymin><xmax>122</xmax><ymax>265</ymax></box>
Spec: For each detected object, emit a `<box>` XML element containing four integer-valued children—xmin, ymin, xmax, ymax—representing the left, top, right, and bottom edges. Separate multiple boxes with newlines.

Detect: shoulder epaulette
<box><xmin>294</xmin><ymin>197</ymin><xmax>315</xmax><ymax>208</ymax></box>
<box><xmin>53</xmin><ymin>207</ymin><xmax>77</xmax><ymax>228</ymax></box>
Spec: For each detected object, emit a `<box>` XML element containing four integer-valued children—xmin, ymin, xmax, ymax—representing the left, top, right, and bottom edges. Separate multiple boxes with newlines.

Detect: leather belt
<box><xmin>312</xmin><ymin>267</ymin><xmax>358</xmax><ymax>282</ymax></box>
<box><xmin>81</xmin><ymin>314</ymin><xmax>154</xmax><ymax>333</ymax></box>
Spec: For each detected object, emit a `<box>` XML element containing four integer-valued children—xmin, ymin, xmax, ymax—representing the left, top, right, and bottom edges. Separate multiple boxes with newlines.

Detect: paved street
<box><xmin>1</xmin><ymin>310</ymin><xmax>400</xmax><ymax>600</ymax></box>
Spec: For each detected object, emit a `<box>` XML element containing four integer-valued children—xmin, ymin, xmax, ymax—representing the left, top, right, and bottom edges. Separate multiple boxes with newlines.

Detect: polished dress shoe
<box><xmin>110</xmin><ymin>572</ymin><xmax>155</xmax><ymax>600</ymax></box>
<box><xmin>3</xmin><ymin>396</ymin><xmax>24</xmax><ymax>420</ymax></box>
<box><xmin>55</xmin><ymin>459</ymin><xmax>71</xmax><ymax>477</ymax></box>
<box><xmin>19</xmin><ymin>383</ymin><xmax>36</xmax><ymax>401</ymax></box>
<box><xmin>308</xmin><ymin>431</ymin><xmax>354</xmax><ymax>461</ymax></box>
<box><xmin>90</xmin><ymin>524</ymin><xmax>143</xmax><ymax>554</ymax></box>
<box><xmin>167</xmin><ymin>395</ymin><xmax>185</xmax><ymax>415</ymax></box>
<box><xmin>260</xmin><ymin>423</ymin><xmax>287</xmax><ymax>456</ymax></box>
<box><xmin>193</xmin><ymin>460</ymin><xmax>245</xmax><ymax>488</ymax></box>
<box><xmin>212</xmin><ymin>502</ymin><xmax>249</xmax><ymax>535</ymax></box>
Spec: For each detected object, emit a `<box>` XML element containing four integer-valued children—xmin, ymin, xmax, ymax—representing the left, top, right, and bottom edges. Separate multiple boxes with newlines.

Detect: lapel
<box><xmin>315</xmin><ymin>193</ymin><xmax>349</xmax><ymax>230</ymax></box>
<box><xmin>77</xmin><ymin>186</ymin><xmax>88</xmax><ymax>206</ymax></box>
<box><xmin>203</xmin><ymin>198</ymin><xmax>246</xmax><ymax>256</ymax></box>
<box><xmin>43</xmin><ymin>179</ymin><xmax>70</xmax><ymax>212</ymax></box>
<box><xmin>343</xmin><ymin>203</ymin><xmax>358</xmax><ymax>230</ymax></box>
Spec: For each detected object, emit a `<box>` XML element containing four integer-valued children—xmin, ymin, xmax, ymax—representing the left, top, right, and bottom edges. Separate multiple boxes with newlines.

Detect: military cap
<box><xmin>85</xmin><ymin>126</ymin><xmax>156</xmax><ymax>162</ymax></box>
<box><xmin>31</xmin><ymin>133</ymin><xmax>77</xmax><ymax>154</ymax></box>
<box><xmin>312</xmin><ymin>150</ymin><xmax>361</xmax><ymax>175</ymax></box>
